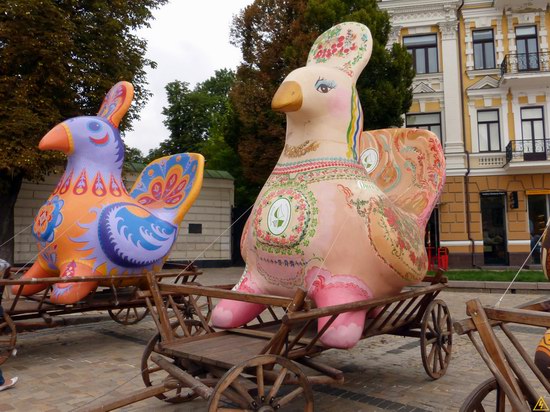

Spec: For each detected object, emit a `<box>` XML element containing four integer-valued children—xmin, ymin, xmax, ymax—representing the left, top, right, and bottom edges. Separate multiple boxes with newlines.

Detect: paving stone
<box><xmin>0</xmin><ymin>267</ymin><xmax>546</xmax><ymax>411</ymax></box>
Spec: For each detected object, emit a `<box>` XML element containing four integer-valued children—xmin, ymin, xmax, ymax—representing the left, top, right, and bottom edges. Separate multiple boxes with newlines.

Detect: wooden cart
<box><xmin>455</xmin><ymin>298</ymin><xmax>550</xmax><ymax>411</ymax></box>
<box><xmin>81</xmin><ymin>270</ymin><xmax>452</xmax><ymax>411</ymax></box>
<box><xmin>0</xmin><ymin>262</ymin><xmax>210</xmax><ymax>366</ymax></box>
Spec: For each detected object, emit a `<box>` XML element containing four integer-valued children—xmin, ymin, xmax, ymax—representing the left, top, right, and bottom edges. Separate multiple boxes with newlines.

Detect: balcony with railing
<box><xmin>505</xmin><ymin>139</ymin><xmax>550</xmax><ymax>166</ymax></box>
<box><xmin>500</xmin><ymin>52</ymin><xmax>550</xmax><ymax>87</ymax></box>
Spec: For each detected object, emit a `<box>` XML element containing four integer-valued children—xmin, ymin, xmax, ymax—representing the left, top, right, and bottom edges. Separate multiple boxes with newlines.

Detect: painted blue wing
<box><xmin>98</xmin><ymin>202</ymin><xmax>178</xmax><ymax>268</ymax></box>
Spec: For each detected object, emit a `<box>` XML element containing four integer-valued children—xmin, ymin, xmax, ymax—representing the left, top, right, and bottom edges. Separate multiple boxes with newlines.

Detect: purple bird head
<box><xmin>38</xmin><ymin>82</ymin><xmax>134</xmax><ymax>171</ymax></box>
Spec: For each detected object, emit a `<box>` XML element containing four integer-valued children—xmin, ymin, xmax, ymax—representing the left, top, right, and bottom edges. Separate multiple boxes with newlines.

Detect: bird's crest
<box><xmin>307</xmin><ymin>22</ymin><xmax>372</xmax><ymax>82</ymax></box>
<box><xmin>97</xmin><ymin>81</ymin><xmax>134</xmax><ymax>128</ymax></box>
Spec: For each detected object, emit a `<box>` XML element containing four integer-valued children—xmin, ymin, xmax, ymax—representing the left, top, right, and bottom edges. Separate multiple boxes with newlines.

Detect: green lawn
<box><xmin>428</xmin><ymin>270</ymin><xmax>548</xmax><ymax>282</ymax></box>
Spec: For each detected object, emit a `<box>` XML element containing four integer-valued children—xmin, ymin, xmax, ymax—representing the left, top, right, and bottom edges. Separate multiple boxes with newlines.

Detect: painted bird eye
<box><xmin>315</xmin><ymin>78</ymin><xmax>336</xmax><ymax>94</ymax></box>
<box><xmin>87</xmin><ymin>121</ymin><xmax>102</xmax><ymax>132</ymax></box>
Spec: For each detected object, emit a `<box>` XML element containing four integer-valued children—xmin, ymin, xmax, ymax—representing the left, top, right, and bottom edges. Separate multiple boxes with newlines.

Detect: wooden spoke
<box><xmin>108</xmin><ymin>306</ymin><xmax>149</xmax><ymax>325</ymax></box>
<box><xmin>421</xmin><ymin>299</ymin><xmax>453</xmax><ymax>379</ymax></box>
<box><xmin>141</xmin><ymin>333</ymin><xmax>204</xmax><ymax>403</ymax></box>
<box><xmin>460</xmin><ymin>378</ymin><xmax>515</xmax><ymax>412</ymax></box>
<box><xmin>266</xmin><ymin>367</ymin><xmax>287</xmax><ymax>403</ymax></box>
<box><xmin>208</xmin><ymin>355</ymin><xmax>313</xmax><ymax>411</ymax></box>
<box><xmin>256</xmin><ymin>365</ymin><xmax>264</xmax><ymax>399</ymax></box>
<box><xmin>277</xmin><ymin>386</ymin><xmax>305</xmax><ymax>407</ymax></box>
<box><xmin>172</xmin><ymin>287</ymin><xmax>213</xmax><ymax>324</ymax></box>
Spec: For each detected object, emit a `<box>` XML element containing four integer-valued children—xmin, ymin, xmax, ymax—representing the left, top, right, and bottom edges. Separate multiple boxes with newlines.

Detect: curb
<box><xmin>414</xmin><ymin>281</ymin><xmax>549</xmax><ymax>294</ymax></box>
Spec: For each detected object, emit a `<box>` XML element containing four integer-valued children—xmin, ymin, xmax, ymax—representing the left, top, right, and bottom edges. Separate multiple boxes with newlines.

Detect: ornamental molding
<box><xmin>439</xmin><ymin>21</ymin><xmax>459</xmax><ymax>40</ymax></box>
<box><xmin>414</xmin><ymin>72</ymin><xmax>444</xmax><ymax>84</ymax></box>
<box><xmin>462</xmin><ymin>7</ymin><xmax>502</xmax><ymax>21</ymax></box>
<box><xmin>380</xmin><ymin>0</ymin><xmax>460</xmax><ymax>25</ymax></box>
<box><xmin>413</xmin><ymin>82</ymin><xmax>437</xmax><ymax>94</ymax></box>
<box><xmin>467</xmin><ymin>75</ymin><xmax>501</xmax><ymax>90</ymax></box>
<box><xmin>387</xmin><ymin>25</ymin><xmax>402</xmax><ymax>48</ymax></box>
<box><xmin>466</xmin><ymin>68</ymin><xmax>501</xmax><ymax>80</ymax></box>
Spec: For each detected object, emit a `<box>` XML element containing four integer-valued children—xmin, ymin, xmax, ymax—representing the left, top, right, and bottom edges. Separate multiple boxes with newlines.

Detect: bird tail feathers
<box><xmin>129</xmin><ymin>153</ymin><xmax>205</xmax><ymax>225</ymax></box>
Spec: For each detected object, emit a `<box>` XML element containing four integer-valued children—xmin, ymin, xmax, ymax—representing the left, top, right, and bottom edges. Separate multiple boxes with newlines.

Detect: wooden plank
<box><xmin>158</xmin><ymin>283</ymin><xmax>294</xmax><ymax>307</ymax></box>
<box><xmin>483</xmin><ymin>307</ymin><xmax>550</xmax><ymax>328</ymax></box>
<box><xmin>1</xmin><ymin>275</ymin><xmax>147</xmax><ymax>285</ymax></box>
<box><xmin>297</xmin><ymin>358</ymin><xmax>344</xmax><ymax>382</ymax></box>
<box><xmin>161</xmin><ymin>334</ymin><xmax>270</xmax><ymax>369</ymax></box>
<box><xmin>454</xmin><ymin>298</ymin><xmax>550</xmax><ymax>335</ymax></box>
<box><xmin>466</xmin><ymin>299</ymin><xmax>526</xmax><ymax>404</ymax></box>
<box><xmin>152</xmin><ymin>355</ymin><xmax>213</xmax><ymax>400</ymax></box>
<box><xmin>136</xmin><ymin>283</ymin><xmax>235</xmax><ymax>299</ymax></box>
<box><xmin>146</xmin><ymin>272</ymin><xmax>173</xmax><ymax>343</ymax></box>
<box><xmin>466</xmin><ymin>331</ymin><xmax>530</xmax><ymax>411</ymax></box>
<box><xmin>0</xmin><ymin>270</ymin><xmax>199</xmax><ymax>286</ymax></box>
<box><xmin>500</xmin><ymin>323</ymin><xmax>550</xmax><ymax>394</ymax></box>
<box><xmin>284</xmin><ymin>284</ymin><xmax>446</xmax><ymax>324</ymax></box>
<box><xmin>77</xmin><ymin>384</ymin><xmax>169</xmax><ymax>412</ymax></box>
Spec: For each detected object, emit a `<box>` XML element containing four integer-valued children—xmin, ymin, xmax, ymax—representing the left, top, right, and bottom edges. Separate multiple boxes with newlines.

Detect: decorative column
<box><xmin>439</xmin><ymin>20</ymin><xmax>466</xmax><ymax>172</ymax></box>
<box><xmin>387</xmin><ymin>25</ymin><xmax>402</xmax><ymax>50</ymax></box>
<box><xmin>464</xmin><ymin>20</ymin><xmax>474</xmax><ymax>71</ymax></box>
<box><xmin>507</xmin><ymin>12</ymin><xmax>517</xmax><ymax>72</ymax></box>
<box><xmin>496</xmin><ymin>17</ymin><xmax>504</xmax><ymax>65</ymax></box>
<box><xmin>539</xmin><ymin>11</ymin><xmax>549</xmax><ymax>71</ymax></box>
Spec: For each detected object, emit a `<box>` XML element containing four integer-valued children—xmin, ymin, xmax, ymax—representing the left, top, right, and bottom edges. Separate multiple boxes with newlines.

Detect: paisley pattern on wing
<box><xmin>98</xmin><ymin>202</ymin><xmax>178</xmax><ymax>268</ymax></box>
<box><xmin>359</xmin><ymin>128</ymin><xmax>445</xmax><ymax>226</ymax></box>
<box><xmin>131</xmin><ymin>154</ymin><xmax>200</xmax><ymax>222</ymax></box>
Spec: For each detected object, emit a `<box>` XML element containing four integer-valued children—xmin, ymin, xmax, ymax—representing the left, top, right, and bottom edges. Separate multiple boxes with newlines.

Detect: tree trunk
<box><xmin>0</xmin><ymin>173</ymin><xmax>24</xmax><ymax>264</ymax></box>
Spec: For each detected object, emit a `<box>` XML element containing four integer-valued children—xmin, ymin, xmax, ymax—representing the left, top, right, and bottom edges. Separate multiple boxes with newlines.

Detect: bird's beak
<box><xmin>272</xmin><ymin>81</ymin><xmax>302</xmax><ymax>112</ymax></box>
<box><xmin>38</xmin><ymin>123</ymin><xmax>73</xmax><ymax>154</ymax></box>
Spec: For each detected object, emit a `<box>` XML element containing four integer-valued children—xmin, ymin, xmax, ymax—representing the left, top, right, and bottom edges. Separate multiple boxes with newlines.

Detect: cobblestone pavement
<box><xmin>0</xmin><ymin>267</ymin><xmax>547</xmax><ymax>412</ymax></box>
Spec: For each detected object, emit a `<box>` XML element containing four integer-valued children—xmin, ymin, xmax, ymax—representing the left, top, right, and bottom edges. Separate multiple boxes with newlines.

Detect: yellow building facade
<box><xmin>379</xmin><ymin>0</ymin><xmax>550</xmax><ymax>267</ymax></box>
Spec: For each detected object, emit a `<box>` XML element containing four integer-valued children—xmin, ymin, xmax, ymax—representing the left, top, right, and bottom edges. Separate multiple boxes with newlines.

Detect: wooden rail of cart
<box><xmin>0</xmin><ymin>262</ymin><xmax>209</xmax><ymax>366</ymax></box>
<box><xmin>80</xmin><ymin>270</ymin><xmax>452</xmax><ymax>412</ymax></box>
<box><xmin>454</xmin><ymin>297</ymin><xmax>550</xmax><ymax>412</ymax></box>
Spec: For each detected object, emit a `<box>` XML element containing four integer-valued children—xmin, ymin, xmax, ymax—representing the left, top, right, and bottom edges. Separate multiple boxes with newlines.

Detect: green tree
<box><xmin>229</xmin><ymin>0</ymin><xmax>414</xmax><ymax>186</ymax></box>
<box><xmin>150</xmin><ymin>69</ymin><xmax>257</xmax><ymax>205</ymax></box>
<box><xmin>124</xmin><ymin>147</ymin><xmax>146</xmax><ymax>164</ymax></box>
<box><xmin>0</xmin><ymin>0</ymin><xmax>167</xmax><ymax>262</ymax></box>
<box><xmin>152</xmin><ymin>69</ymin><xmax>236</xmax><ymax>158</ymax></box>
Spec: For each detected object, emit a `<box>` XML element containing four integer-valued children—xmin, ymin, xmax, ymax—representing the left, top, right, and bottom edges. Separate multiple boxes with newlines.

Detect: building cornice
<box><xmin>379</xmin><ymin>0</ymin><xmax>461</xmax><ymax>26</ymax></box>
<box><xmin>462</xmin><ymin>7</ymin><xmax>503</xmax><ymax>20</ymax></box>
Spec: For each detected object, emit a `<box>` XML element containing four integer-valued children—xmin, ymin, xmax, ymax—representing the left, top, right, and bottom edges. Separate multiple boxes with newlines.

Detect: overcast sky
<box><xmin>124</xmin><ymin>0</ymin><xmax>253</xmax><ymax>154</ymax></box>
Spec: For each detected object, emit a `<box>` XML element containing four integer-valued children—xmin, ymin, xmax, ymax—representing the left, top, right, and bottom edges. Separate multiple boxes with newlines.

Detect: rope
<box><xmin>0</xmin><ymin>223</ymin><xmax>33</xmax><ymax>250</ymax></box>
<box><xmin>9</xmin><ymin>194</ymin><xmax>107</xmax><ymax>280</ymax></box>
<box><xmin>173</xmin><ymin>202</ymin><xmax>255</xmax><ymax>276</ymax></box>
<box><xmin>69</xmin><ymin>365</ymin><xmax>149</xmax><ymax>411</ymax></box>
<box><xmin>495</xmin><ymin>218</ymin><xmax>550</xmax><ymax>307</ymax></box>
<box><xmin>305</xmin><ymin>211</ymin><xmax>352</xmax><ymax>296</ymax></box>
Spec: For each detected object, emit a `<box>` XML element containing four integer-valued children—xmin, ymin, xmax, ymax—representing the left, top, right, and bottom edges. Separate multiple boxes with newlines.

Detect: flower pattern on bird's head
<box><xmin>32</xmin><ymin>196</ymin><xmax>64</xmax><ymax>243</ymax></box>
<box><xmin>307</xmin><ymin>23</ymin><xmax>372</xmax><ymax>80</ymax></box>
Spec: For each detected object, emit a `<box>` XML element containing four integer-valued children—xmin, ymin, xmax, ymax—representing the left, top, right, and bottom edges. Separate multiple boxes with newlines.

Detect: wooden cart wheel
<box><xmin>141</xmin><ymin>333</ymin><xmax>204</xmax><ymax>403</ymax></box>
<box><xmin>108</xmin><ymin>306</ymin><xmax>149</xmax><ymax>325</ymax></box>
<box><xmin>170</xmin><ymin>319</ymin><xmax>209</xmax><ymax>338</ymax></box>
<box><xmin>420</xmin><ymin>299</ymin><xmax>453</xmax><ymax>379</ymax></box>
<box><xmin>0</xmin><ymin>312</ymin><xmax>16</xmax><ymax>366</ymax></box>
<box><xmin>172</xmin><ymin>289</ymin><xmax>213</xmax><ymax>324</ymax></box>
<box><xmin>459</xmin><ymin>378</ymin><xmax>513</xmax><ymax>411</ymax></box>
<box><xmin>208</xmin><ymin>354</ymin><xmax>314</xmax><ymax>412</ymax></box>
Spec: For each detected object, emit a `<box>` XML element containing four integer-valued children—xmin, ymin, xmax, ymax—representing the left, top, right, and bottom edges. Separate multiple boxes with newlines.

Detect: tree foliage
<box><xmin>150</xmin><ymin>69</ymin><xmax>257</xmax><ymax>205</ymax></box>
<box><xmin>229</xmin><ymin>0</ymin><xmax>414</xmax><ymax>186</ymax></box>
<box><xmin>0</xmin><ymin>0</ymin><xmax>167</xmax><ymax>261</ymax></box>
<box><xmin>151</xmin><ymin>69</ymin><xmax>236</xmax><ymax>158</ymax></box>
